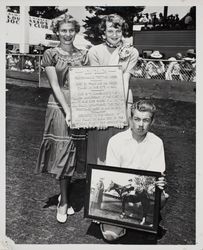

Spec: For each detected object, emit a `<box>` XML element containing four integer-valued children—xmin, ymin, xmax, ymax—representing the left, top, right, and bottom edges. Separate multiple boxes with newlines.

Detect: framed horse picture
<box><xmin>84</xmin><ymin>164</ymin><xmax>162</xmax><ymax>234</ymax></box>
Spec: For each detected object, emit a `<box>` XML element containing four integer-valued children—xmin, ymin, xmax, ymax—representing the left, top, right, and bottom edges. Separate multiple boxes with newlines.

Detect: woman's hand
<box><xmin>117</xmin><ymin>122</ymin><xmax>126</xmax><ymax>129</ymax></box>
<box><xmin>155</xmin><ymin>176</ymin><xmax>167</xmax><ymax>190</ymax></box>
<box><xmin>65</xmin><ymin>112</ymin><xmax>71</xmax><ymax>127</ymax></box>
<box><xmin>97</xmin><ymin>125</ymin><xmax>107</xmax><ymax>130</ymax></box>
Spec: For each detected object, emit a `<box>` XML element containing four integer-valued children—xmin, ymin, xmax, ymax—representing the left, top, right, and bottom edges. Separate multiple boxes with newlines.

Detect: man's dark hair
<box><xmin>131</xmin><ymin>100</ymin><xmax>157</xmax><ymax>120</ymax></box>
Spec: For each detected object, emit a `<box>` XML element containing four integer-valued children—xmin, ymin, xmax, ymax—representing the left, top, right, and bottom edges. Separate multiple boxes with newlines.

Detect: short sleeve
<box><xmin>126</xmin><ymin>48</ymin><xmax>139</xmax><ymax>74</ymax></box>
<box><xmin>88</xmin><ymin>46</ymin><xmax>100</xmax><ymax>66</ymax></box>
<box><xmin>41</xmin><ymin>49</ymin><xmax>56</xmax><ymax>67</ymax></box>
<box><xmin>81</xmin><ymin>49</ymin><xmax>89</xmax><ymax>65</ymax></box>
<box><xmin>149</xmin><ymin>139</ymin><xmax>166</xmax><ymax>173</ymax></box>
<box><xmin>106</xmin><ymin>137</ymin><xmax>120</xmax><ymax>167</ymax></box>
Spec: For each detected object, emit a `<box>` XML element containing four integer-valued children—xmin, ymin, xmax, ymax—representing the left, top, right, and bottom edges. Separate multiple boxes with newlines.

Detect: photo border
<box><xmin>1</xmin><ymin>1</ymin><xmax>202</xmax><ymax>249</ymax></box>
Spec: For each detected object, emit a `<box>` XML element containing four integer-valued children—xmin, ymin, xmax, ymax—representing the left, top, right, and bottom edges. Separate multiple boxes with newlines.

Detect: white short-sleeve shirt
<box><xmin>106</xmin><ymin>128</ymin><xmax>165</xmax><ymax>173</ymax></box>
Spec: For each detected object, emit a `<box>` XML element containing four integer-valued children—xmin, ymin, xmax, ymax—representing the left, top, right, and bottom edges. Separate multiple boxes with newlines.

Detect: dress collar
<box><xmin>105</xmin><ymin>40</ymin><xmax>123</xmax><ymax>48</ymax></box>
<box><xmin>55</xmin><ymin>46</ymin><xmax>78</xmax><ymax>56</ymax></box>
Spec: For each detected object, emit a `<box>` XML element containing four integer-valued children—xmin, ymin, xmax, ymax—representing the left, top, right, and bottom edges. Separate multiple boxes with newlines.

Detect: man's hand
<box><xmin>156</xmin><ymin>174</ymin><xmax>169</xmax><ymax>209</ymax></box>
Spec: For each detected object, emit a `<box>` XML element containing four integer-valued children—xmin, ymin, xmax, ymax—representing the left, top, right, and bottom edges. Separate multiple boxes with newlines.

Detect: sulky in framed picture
<box><xmin>84</xmin><ymin>164</ymin><xmax>162</xmax><ymax>234</ymax></box>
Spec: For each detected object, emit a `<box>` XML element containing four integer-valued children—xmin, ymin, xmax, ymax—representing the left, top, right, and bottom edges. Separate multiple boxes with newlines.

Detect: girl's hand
<box><xmin>155</xmin><ymin>176</ymin><xmax>167</xmax><ymax>190</ymax></box>
<box><xmin>97</xmin><ymin>125</ymin><xmax>107</xmax><ymax>130</ymax></box>
<box><xmin>65</xmin><ymin>112</ymin><xmax>71</xmax><ymax>127</ymax></box>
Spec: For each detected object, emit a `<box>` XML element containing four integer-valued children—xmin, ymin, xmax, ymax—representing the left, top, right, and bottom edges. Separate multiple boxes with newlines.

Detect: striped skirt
<box><xmin>35</xmin><ymin>89</ymin><xmax>87</xmax><ymax>179</ymax></box>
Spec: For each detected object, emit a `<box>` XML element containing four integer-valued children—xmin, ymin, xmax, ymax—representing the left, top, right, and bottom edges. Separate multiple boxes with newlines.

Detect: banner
<box><xmin>29</xmin><ymin>16</ymin><xmax>50</xmax><ymax>29</ymax></box>
<box><xmin>7</xmin><ymin>12</ymin><xmax>20</xmax><ymax>24</ymax></box>
<box><xmin>6</xmin><ymin>12</ymin><xmax>51</xmax><ymax>29</ymax></box>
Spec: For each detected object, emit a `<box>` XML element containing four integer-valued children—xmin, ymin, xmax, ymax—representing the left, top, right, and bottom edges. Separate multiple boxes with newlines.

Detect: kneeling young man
<box><xmin>100</xmin><ymin>99</ymin><xmax>169</xmax><ymax>241</ymax></box>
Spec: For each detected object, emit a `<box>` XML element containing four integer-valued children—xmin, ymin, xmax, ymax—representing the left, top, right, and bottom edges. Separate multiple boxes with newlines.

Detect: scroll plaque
<box><xmin>69</xmin><ymin>66</ymin><xmax>128</xmax><ymax>129</ymax></box>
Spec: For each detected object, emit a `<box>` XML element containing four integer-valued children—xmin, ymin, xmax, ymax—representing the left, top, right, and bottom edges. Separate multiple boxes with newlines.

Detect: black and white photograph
<box><xmin>85</xmin><ymin>165</ymin><xmax>161</xmax><ymax>233</ymax></box>
<box><xmin>0</xmin><ymin>0</ymin><xmax>202</xmax><ymax>249</ymax></box>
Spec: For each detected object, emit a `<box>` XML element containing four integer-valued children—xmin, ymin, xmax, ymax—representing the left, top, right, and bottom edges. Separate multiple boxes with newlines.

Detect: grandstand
<box><xmin>133</xmin><ymin>30</ymin><xmax>195</xmax><ymax>58</ymax></box>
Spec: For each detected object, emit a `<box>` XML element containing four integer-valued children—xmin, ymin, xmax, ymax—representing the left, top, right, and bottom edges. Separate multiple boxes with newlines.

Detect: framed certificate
<box><xmin>69</xmin><ymin>65</ymin><xmax>128</xmax><ymax>128</ymax></box>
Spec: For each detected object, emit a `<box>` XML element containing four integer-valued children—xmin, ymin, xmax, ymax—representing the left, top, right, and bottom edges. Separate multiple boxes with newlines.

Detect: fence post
<box><xmin>38</xmin><ymin>55</ymin><xmax>41</xmax><ymax>88</ymax></box>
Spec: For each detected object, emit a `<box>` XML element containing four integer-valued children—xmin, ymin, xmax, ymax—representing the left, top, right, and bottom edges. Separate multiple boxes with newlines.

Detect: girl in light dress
<box><xmin>87</xmin><ymin>14</ymin><xmax>139</xmax><ymax>166</ymax></box>
<box><xmin>35</xmin><ymin>14</ymin><xmax>87</xmax><ymax>223</ymax></box>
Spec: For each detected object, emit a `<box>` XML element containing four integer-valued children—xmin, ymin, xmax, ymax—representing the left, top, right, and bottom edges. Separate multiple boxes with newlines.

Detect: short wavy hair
<box><xmin>131</xmin><ymin>100</ymin><xmax>157</xmax><ymax>121</ymax></box>
<box><xmin>51</xmin><ymin>14</ymin><xmax>80</xmax><ymax>34</ymax></box>
<box><xmin>99</xmin><ymin>14</ymin><xmax>129</xmax><ymax>37</ymax></box>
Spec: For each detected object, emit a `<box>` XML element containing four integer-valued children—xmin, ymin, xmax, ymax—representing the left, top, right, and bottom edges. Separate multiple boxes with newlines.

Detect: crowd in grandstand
<box><xmin>133</xmin><ymin>7</ymin><xmax>196</xmax><ymax>31</ymax></box>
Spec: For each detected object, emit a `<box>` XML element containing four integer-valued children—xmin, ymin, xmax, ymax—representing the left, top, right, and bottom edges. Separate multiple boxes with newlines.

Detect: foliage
<box><xmin>6</xmin><ymin>6</ymin><xmax>20</xmax><ymax>13</ymax></box>
<box><xmin>29</xmin><ymin>7</ymin><xmax>68</xmax><ymax>19</ymax></box>
<box><xmin>83</xmin><ymin>6</ymin><xmax>145</xmax><ymax>45</ymax></box>
<box><xmin>6</xmin><ymin>6</ymin><xmax>68</xmax><ymax>19</ymax></box>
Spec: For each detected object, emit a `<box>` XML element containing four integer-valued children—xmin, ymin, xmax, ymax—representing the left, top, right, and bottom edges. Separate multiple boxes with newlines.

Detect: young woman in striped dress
<box><xmin>35</xmin><ymin>14</ymin><xmax>87</xmax><ymax>223</ymax></box>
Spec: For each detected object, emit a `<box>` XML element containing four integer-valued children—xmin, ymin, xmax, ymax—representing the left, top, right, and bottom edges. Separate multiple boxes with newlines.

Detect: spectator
<box><xmin>185</xmin><ymin>48</ymin><xmax>196</xmax><ymax>59</ymax></box>
<box><xmin>133</xmin><ymin>13</ymin><xmax>144</xmax><ymax>24</ymax></box>
<box><xmin>175</xmin><ymin>14</ymin><xmax>180</xmax><ymax>22</ymax></box>
<box><xmin>165</xmin><ymin>57</ymin><xmax>183</xmax><ymax>81</ymax></box>
<box><xmin>184</xmin><ymin>7</ymin><xmax>196</xmax><ymax>29</ymax></box>
<box><xmin>22</xmin><ymin>56</ymin><xmax>34</xmax><ymax>72</ymax></box>
<box><xmin>158</xmin><ymin>13</ymin><xmax>165</xmax><ymax>29</ymax></box>
<box><xmin>145</xmin><ymin>13</ymin><xmax>152</xmax><ymax>24</ymax></box>
<box><xmin>133</xmin><ymin>15</ymin><xmax>138</xmax><ymax>24</ymax></box>
<box><xmin>174</xmin><ymin>14</ymin><xmax>181</xmax><ymax>29</ymax></box>
<box><xmin>181</xmin><ymin>49</ymin><xmax>196</xmax><ymax>81</ymax></box>
<box><xmin>145</xmin><ymin>51</ymin><xmax>165</xmax><ymax>79</ymax></box>
<box><xmin>175</xmin><ymin>52</ymin><xmax>183</xmax><ymax>60</ymax></box>
<box><xmin>33</xmin><ymin>49</ymin><xmax>39</xmax><ymax>54</ymax></box>
<box><xmin>139</xmin><ymin>14</ymin><xmax>150</xmax><ymax>24</ymax></box>
<box><xmin>6</xmin><ymin>54</ymin><xmax>19</xmax><ymax>70</ymax></box>
<box><xmin>179</xmin><ymin>6</ymin><xmax>196</xmax><ymax>30</ymax></box>
<box><xmin>131</xmin><ymin>58</ymin><xmax>146</xmax><ymax>78</ymax></box>
<box><xmin>151</xmin><ymin>13</ymin><xmax>159</xmax><ymax>28</ymax></box>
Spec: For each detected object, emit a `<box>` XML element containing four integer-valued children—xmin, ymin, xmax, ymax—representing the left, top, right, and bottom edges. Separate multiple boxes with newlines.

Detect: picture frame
<box><xmin>84</xmin><ymin>164</ymin><xmax>162</xmax><ymax>234</ymax></box>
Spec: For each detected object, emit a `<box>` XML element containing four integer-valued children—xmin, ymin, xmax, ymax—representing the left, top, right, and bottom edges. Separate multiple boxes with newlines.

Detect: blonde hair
<box><xmin>99</xmin><ymin>14</ymin><xmax>129</xmax><ymax>37</ymax></box>
<box><xmin>51</xmin><ymin>14</ymin><xmax>80</xmax><ymax>34</ymax></box>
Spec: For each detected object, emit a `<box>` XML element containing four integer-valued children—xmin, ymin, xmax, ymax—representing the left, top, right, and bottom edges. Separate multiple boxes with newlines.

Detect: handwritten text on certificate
<box><xmin>69</xmin><ymin>66</ymin><xmax>127</xmax><ymax>129</ymax></box>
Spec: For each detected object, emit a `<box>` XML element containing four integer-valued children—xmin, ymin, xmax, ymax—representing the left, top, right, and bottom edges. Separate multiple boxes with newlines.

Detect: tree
<box><xmin>6</xmin><ymin>6</ymin><xmax>20</xmax><ymax>13</ymax></box>
<box><xmin>29</xmin><ymin>7</ymin><xmax>68</xmax><ymax>19</ymax></box>
<box><xmin>83</xmin><ymin>6</ymin><xmax>145</xmax><ymax>45</ymax></box>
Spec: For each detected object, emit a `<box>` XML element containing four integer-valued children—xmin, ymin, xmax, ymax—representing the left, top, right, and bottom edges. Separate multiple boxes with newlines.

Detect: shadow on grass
<box><xmin>42</xmin><ymin>179</ymin><xmax>86</xmax><ymax>213</ymax></box>
<box><xmin>86</xmin><ymin>222</ymin><xmax>166</xmax><ymax>244</ymax></box>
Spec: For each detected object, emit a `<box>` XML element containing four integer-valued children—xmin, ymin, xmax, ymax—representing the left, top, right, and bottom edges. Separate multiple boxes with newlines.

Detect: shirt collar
<box><xmin>125</xmin><ymin>128</ymin><xmax>149</xmax><ymax>143</ymax></box>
